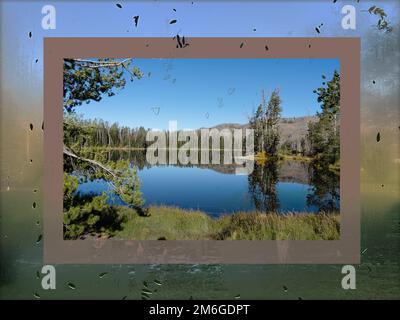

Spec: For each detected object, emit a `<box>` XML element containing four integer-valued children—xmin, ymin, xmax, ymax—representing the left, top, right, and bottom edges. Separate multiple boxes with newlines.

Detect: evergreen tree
<box><xmin>300</xmin><ymin>137</ymin><xmax>306</xmax><ymax>156</ymax></box>
<box><xmin>62</xmin><ymin>58</ymin><xmax>146</xmax><ymax>239</ymax></box>
<box><xmin>264</xmin><ymin>90</ymin><xmax>282</xmax><ymax>156</ymax></box>
<box><xmin>63</xmin><ymin>58</ymin><xmax>142</xmax><ymax>113</ymax></box>
<box><xmin>307</xmin><ymin>70</ymin><xmax>340</xmax><ymax>164</ymax></box>
<box><xmin>249</xmin><ymin>103</ymin><xmax>265</xmax><ymax>155</ymax></box>
<box><xmin>249</xmin><ymin>89</ymin><xmax>282</xmax><ymax>157</ymax></box>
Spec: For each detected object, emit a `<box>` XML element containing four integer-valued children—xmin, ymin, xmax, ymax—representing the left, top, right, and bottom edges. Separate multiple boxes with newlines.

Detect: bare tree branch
<box><xmin>63</xmin><ymin>145</ymin><xmax>117</xmax><ymax>178</ymax></box>
<box><xmin>63</xmin><ymin>145</ymin><xmax>137</xmax><ymax>202</ymax></box>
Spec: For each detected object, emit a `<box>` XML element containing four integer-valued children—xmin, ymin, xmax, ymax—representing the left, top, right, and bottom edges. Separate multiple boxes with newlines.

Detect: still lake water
<box><xmin>76</xmin><ymin>151</ymin><xmax>340</xmax><ymax>217</ymax></box>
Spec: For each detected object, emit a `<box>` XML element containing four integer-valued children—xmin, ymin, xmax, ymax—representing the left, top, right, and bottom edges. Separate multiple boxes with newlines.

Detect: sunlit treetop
<box><xmin>63</xmin><ymin>58</ymin><xmax>143</xmax><ymax>113</ymax></box>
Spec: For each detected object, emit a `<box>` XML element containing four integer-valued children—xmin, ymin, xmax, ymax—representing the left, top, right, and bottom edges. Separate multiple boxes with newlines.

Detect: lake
<box><xmin>75</xmin><ymin>150</ymin><xmax>340</xmax><ymax>217</ymax></box>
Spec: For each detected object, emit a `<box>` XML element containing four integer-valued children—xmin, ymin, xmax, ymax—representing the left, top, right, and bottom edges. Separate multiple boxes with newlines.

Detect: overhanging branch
<box><xmin>63</xmin><ymin>145</ymin><xmax>117</xmax><ymax>178</ymax></box>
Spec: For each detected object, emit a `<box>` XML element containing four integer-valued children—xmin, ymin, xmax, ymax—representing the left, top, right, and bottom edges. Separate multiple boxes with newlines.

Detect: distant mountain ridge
<box><xmin>201</xmin><ymin>116</ymin><xmax>318</xmax><ymax>146</ymax></box>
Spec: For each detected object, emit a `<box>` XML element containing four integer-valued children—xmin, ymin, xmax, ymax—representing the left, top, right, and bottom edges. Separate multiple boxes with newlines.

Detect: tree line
<box><xmin>64</xmin><ymin>114</ymin><xmax>149</xmax><ymax>150</ymax></box>
<box><xmin>65</xmin><ymin>68</ymin><xmax>340</xmax><ymax>167</ymax></box>
<box><xmin>64</xmin><ymin>115</ymin><xmax>244</xmax><ymax>152</ymax></box>
<box><xmin>249</xmin><ymin>70</ymin><xmax>340</xmax><ymax>166</ymax></box>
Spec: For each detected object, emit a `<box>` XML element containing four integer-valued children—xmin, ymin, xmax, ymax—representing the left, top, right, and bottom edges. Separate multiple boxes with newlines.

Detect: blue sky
<box><xmin>1</xmin><ymin>1</ymin><xmax>398</xmax><ymax>129</ymax></box>
<box><xmin>77</xmin><ymin>58</ymin><xmax>340</xmax><ymax>130</ymax></box>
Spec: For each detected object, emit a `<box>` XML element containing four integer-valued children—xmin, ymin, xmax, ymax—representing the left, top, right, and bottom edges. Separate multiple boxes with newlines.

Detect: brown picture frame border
<box><xmin>44</xmin><ymin>37</ymin><xmax>360</xmax><ymax>264</ymax></box>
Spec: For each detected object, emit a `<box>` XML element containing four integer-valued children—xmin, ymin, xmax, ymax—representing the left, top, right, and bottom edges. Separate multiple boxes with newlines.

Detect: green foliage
<box><xmin>62</xmin><ymin>57</ymin><xmax>147</xmax><ymax>239</ymax></box>
<box><xmin>63</xmin><ymin>192</ymin><xmax>105</xmax><ymax>239</ymax></box>
<box><xmin>307</xmin><ymin>70</ymin><xmax>340</xmax><ymax>165</ymax></box>
<box><xmin>264</xmin><ymin>90</ymin><xmax>282</xmax><ymax>155</ymax></box>
<box><xmin>108</xmin><ymin>160</ymin><xmax>145</xmax><ymax>208</ymax></box>
<box><xmin>63</xmin><ymin>58</ymin><xmax>143</xmax><ymax>113</ymax></box>
<box><xmin>63</xmin><ymin>172</ymin><xmax>120</xmax><ymax>239</ymax></box>
<box><xmin>248</xmin><ymin>160</ymin><xmax>280</xmax><ymax>213</ymax></box>
<box><xmin>249</xmin><ymin>104</ymin><xmax>265</xmax><ymax>154</ymax></box>
<box><xmin>63</xmin><ymin>172</ymin><xmax>79</xmax><ymax>208</ymax></box>
<box><xmin>64</xmin><ymin>114</ymin><xmax>148</xmax><ymax>150</ymax></box>
<box><xmin>63</xmin><ymin>114</ymin><xmax>98</xmax><ymax>152</ymax></box>
<box><xmin>306</xmin><ymin>160</ymin><xmax>340</xmax><ymax>212</ymax></box>
<box><xmin>300</xmin><ymin>137</ymin><xmax>306</xmax><ymax>156</ymax></box>
<box><xmin>63</xmin><ymin>156</ymin><xmax>146</xmax><ymax>239</ymax></box>
<box><xmin>249</xmin><ymin>90</ymin><xmax>282</xmax><ymax>157</ymax></box>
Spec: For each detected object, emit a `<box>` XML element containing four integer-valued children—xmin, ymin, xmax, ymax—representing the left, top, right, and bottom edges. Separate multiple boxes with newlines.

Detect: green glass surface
<box><xmin>0</xmin><ymin>0</ymin><xmax>399</xmax><ymax>299</ymax></box>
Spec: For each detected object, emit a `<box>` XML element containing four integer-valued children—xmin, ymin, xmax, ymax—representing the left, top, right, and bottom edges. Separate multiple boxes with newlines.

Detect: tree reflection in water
<box><xmin>306</xmin><ymin>160</ymin><xmax>340</xmax><ymax>212</ymax></box>
<box><xmin>80</xmin><ymin>149</ymin><xmax>340</xmax><ymax>214</ymax></box>
<box><xmin>248</xmin><ymin>158</ymin><xmax>339</xmax><ymax>213</ymax></box>
<box><xmin>248</xmin><ymin>160</ymin><xmax>280</xmax><ymax>212</ymax></box>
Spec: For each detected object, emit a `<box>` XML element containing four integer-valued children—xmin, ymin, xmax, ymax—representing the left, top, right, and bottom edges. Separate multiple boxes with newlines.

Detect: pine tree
<box><xmin>307</xmin><ymin>70</ymin><xmax>340</xmax><ymax>164</ymax></box>
<box><xmin>264</xmin><ymin>90</ymin><xmax>282</xmax><ymax>156</ymax></box>
<box><xmin>249</xmin><ymin>103</ymin><xmax>265</xmax><ymax>155</ymax></box>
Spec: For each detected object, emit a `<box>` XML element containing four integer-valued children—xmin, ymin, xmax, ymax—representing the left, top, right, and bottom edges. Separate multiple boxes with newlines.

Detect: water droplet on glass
<box><xmin>133</xmin><ymin>16</ymin><xmax>139</xmax><ymax>27</ymax></box>
<box><xmin>227</xmin><ymin>88</ymin><xmax>235</xmax><ymax>95</ymax></box>
<box><xmin>67</xmin><ymin>282</ymin><xmax>76</xmax><ymax>290</ymax></box>
<box><xmin>142</xmin><ymin>288</ymin><xmax>152</xmax><ymax>295</ymax></box>
<box><xmin>217</xmin><ymin>97</ymin><xmax>224</xmax><ymax>108</ymax></box>
<box><xmin>154</xmin><ymin>279</ymin><xmax>162</xmax><ymax>286</ymax></box>
<box><xmin>36</xmin><ymin>234</ymin><xmax>42</xmax><ymax>244</ymax></box>
<box><xmin>151</xmin><ymin>107</ymin><xmax>160</xmax><ymax>115</ymax></box>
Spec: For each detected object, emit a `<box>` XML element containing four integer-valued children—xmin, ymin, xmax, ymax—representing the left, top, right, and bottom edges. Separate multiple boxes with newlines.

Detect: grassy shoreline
<box><xmin>111</xmin><ymin>205</ymin><xmax>340</xmax><ymax>240</ymax></box>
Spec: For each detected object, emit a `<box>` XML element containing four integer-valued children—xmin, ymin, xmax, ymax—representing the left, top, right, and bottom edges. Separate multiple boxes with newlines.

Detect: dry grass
<box><xmin>113</xmin><ymin>206</ymin><xmax>340</xmax><ymax>240</ymax></box>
